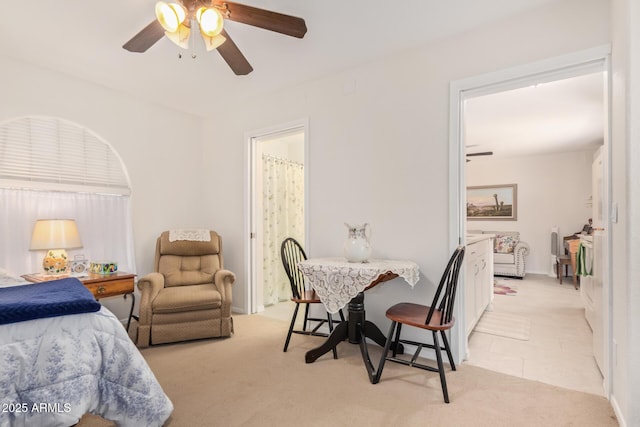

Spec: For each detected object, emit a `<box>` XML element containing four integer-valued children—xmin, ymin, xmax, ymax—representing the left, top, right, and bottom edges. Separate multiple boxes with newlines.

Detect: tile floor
<box><xmin>261</xmin><ymin>273</ymin><xmax>605</xmax><ymax>396</ymax></box>
<box><xmin>466</xmin><ymin>273</ymin><xmax>605</xmax><ymax>396</ymax></box>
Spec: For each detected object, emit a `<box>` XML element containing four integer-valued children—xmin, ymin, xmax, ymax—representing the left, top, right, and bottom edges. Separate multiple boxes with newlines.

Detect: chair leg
<box><xmin>391</xmin><ymin>323</ymin><xmax>403</xmax><ymax>357</ymax></box>
<box><xmin>303</xmin><ymin>303</ymin><xmax>311</xmax><ymax>331</ymax></box>
<box><xmin>372</xmin><ymin>321</ymin><xmax>397</xmax><ymax>384</ymax></box>
<box><xmin>432</xmin><ymin>331</ymin><xmax>450</xmax><ymax>403</ymax></box>
<box><xmin>338</xmin><ymin>309</ymin><xmax>346</xmax><ymax>322</ymax></box>
<box><xmin>440</xmin><ymin>330</ymin><xmax>456</xmax><ymax>371</ymax></box>
<box><xmin>283</xmin><ymin>303</ymin><xmax>301</xmax><ymax>352</ymax></box>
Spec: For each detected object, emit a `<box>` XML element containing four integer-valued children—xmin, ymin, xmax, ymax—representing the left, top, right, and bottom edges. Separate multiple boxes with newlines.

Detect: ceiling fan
<box><xmin>123</xmin><ymin>1</ymin><xmax>307</xmax><ymax>75</ymax></box>
<box><xmin>466</xmin><ymin>151</ymin><xmax>493</xmax><ymax>162</ymax></box>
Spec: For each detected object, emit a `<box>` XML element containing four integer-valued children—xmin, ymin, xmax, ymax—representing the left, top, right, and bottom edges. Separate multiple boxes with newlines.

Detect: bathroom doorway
<box><xmin>247</xmin><ymin>120</ymin><xmax>308</xmax><ymax>314</ymax></box>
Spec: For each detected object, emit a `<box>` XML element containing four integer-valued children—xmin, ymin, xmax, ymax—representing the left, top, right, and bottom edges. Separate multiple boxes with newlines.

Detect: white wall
<box><xmin>628</xmin><ymin>1</ymin><xmax>640</xmax><ymax>424</ymax></box>
<box><xmin>610</xmin><ymin>0</ymin><xmax>640</xmax><ymax>425</ymax></box>
<box><xmin>466</xmin><ymin>150</ymin><xmax>596</xmax><ymax>274</ymax></box>
<box><xmin>201</xmin><ymin>0</ymin><xmax>610</xmax><ymax>332</ymax></box>
<box><xmin>261</xmin><ymin>132</ymin><xmax>304</xmax><ymax>163</ymax></box>
<box><xmin>0</xmin><ymin>55</ymin><xmax>206</xmax><ymax>319</ymax></box>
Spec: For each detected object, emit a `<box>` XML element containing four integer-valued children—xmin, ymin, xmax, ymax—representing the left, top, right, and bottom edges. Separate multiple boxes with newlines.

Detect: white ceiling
<box><xmin>465</xmin><ymin>72</ymin><xmax>605</xmax><ymax>159</ymax></box>
<box><xmin>0</xmin><ymin>0</ymin><xmax>602</xmax><ymax>156</ymax></box>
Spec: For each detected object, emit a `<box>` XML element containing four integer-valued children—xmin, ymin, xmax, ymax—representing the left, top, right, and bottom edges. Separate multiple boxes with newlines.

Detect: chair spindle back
<box><xmin>280</xmin><ymin>238</ymin><xmax>308</xmax><ymax>300</ymax></box>
<box><xmin>425</xmin><ymin>245</ymin><xmax>466</xmax><ymax>326</ymax></box>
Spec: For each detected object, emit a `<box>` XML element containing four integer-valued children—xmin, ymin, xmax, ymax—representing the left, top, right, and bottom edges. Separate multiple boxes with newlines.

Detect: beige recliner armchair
<box><xmin>136</xmin><ymin>230</ymin><xmax>235</xmax><ymax>347</ymax></box>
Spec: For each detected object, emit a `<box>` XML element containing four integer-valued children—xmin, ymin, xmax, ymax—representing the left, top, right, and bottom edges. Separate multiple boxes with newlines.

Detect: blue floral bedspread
<box><xmin>0</xmin><ymin>307</ymin><xmax>173</xmax><ymax>427</ymax></box>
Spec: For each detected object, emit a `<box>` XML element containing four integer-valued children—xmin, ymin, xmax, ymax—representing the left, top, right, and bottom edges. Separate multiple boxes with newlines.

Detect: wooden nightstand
<box><xmin>22</xmin><ymin>272</ymin><xmax>137</xmax><ymax>331</ymax></box>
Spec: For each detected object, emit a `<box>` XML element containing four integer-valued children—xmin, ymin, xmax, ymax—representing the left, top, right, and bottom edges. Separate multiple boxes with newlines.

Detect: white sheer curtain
<box><xmin>262</xmin><ymin>155</ymin><xmax>304</xmax><ymax>306</ymax></box>
<box><xmin>0</xmin><ymin>188</ymin><xmax>136</xmax><ymax>276</ymax></box>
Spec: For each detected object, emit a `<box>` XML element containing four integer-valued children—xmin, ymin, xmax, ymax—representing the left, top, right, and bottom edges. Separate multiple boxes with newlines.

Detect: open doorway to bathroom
<box><xmin>247</xmin><ymin>121</ymin><xmax>308</xmax><ymax>314</ymax></box>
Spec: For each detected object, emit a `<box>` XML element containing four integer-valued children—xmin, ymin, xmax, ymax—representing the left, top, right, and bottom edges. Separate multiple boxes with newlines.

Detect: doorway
<box><xmin>247</xmin><ymin>120</ymin><xmax>308</xmax><ymax>314</ymax></box>
<box><xmin>449</xmin><ymin>46</ymin><xmax>612</xmax><ymax>395</ymax></box>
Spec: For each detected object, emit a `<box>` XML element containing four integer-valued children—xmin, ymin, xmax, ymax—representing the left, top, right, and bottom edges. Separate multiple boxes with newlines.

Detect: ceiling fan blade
<box><xmin>216</xmin><ymin>29</ymin><xmax>253</xmax><ymax>75</ymax></box>
<box><xmin>123</xmin><ymin>20</ymin><xmax>165</xmax><ymax>52</ymax></box>
<box><xmin>466</xmin><ymin>151</ymin><xmax>494</xmax><ymax>157</ymax></box>
<box><xmin>217</xmin><ymin>1</ymin><xmax>307</xmax><ymax>38</ymax></box>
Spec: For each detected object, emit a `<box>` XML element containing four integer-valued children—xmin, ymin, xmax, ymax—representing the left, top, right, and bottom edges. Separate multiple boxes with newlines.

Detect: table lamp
<box><xmin>29</xmin><ymin>219</ymin><xmax>83</xmax><ymax>275</ymax></box>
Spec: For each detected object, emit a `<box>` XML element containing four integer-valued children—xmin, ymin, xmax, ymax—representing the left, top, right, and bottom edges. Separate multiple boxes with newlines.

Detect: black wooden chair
<box><xmin>281</xmin><ymin>238</ymin><xmax>345</xmax><ymax>357</ymax></box>
<box><xmin>370</xmin><ymin>245</ymin><xmax>465</xmax><ymax>403</ymax></box>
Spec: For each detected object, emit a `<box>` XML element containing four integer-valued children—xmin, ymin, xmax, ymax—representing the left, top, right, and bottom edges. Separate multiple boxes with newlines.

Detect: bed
<box><xmin>0</xmin><ymin>270</ymin><xmax>173</xmax><ymax>427</ymax></box>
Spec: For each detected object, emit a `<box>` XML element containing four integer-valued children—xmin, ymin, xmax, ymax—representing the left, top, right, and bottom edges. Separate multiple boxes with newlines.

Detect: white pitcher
<box><xmin>344</xmin><ymin>223</ymin><xmax>372</xmax><ymax>263</ymax></box>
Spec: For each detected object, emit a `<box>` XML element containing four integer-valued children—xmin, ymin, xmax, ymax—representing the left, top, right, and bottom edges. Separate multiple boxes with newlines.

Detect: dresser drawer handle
<box><xmin>97</xmin><ymin>286</ymin><xmax>106</xmax><ymax>295</ymax></box>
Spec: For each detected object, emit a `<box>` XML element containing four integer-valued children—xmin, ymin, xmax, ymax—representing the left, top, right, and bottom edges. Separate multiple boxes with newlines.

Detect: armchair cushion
<box><xmin>494</xmin><ymin>252</ymin><xmax>515</xmax><ymax>264</ymax></box>
<box><xmin>159</xmin><ymin>255</ymin><xmax>219</xmax><ymax>287</ymax></box>
<box><xmin>152</xmin><ymin>284</ymin><xmax>222</xmax><ymax>314</ymax></box>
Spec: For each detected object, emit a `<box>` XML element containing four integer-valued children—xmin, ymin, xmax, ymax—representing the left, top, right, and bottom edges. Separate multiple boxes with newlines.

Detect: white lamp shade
<box><xmin>30</xmin><ymin>219</ymin><xmax>83</xmax><ymax>250</ymax></box>
<box><xmin>155</xmin><ymin>2</ymin><xmax>186</xmax><ymax>33</ymax></box>
<box><xmin>201</xmin><ymin>33</ymin><xmax>226</xmax><ymax>51</ymax></box>
<box><xmin>197</xmin><ymin>7</ymin><xmax>224</xmax><ymax>37</ymax></box>
<box><xmin>164</xmin><ymin>23</ymin><xmax>191</xmax><ymax>49</ymax></box>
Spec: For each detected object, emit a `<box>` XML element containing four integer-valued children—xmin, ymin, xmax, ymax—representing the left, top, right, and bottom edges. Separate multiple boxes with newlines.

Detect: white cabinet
<box><xmin>464</xmin><ymin>236</ymin><xmax>494</xmax><ymax>337</ymax></box>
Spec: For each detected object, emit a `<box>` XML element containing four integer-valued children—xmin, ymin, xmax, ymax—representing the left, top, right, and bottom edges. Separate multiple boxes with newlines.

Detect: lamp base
<box><xmin>42</xmin><ymin>249</ymin><xmax>69</xmax><ymax>275</ymax></box>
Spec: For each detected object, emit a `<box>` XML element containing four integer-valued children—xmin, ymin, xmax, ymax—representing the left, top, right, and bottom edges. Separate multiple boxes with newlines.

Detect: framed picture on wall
<box><xmin>467</xmin><ymin>184</ymin><xmax>518</xmax><ymax>220</ymax></box>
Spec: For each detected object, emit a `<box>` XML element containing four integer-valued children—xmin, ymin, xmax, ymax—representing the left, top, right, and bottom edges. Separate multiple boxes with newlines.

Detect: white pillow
<box><xmin>0</xmin><ymin>267</ymin><xmax>29</xmax><ymax>287</ymax></box>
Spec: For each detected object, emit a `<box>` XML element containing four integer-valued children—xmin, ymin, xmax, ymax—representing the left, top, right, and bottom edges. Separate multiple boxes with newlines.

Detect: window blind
<box><xmin>0</xmin><ymin>116</ymin><xmax>130</xmax><ymax>195</ymax></box>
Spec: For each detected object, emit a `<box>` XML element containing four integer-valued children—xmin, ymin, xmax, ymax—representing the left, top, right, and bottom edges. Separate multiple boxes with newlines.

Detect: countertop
<box><xmin>466</xmin><ymin>233</ymin><xmax>496</xmax><ymax>245</ymax></box>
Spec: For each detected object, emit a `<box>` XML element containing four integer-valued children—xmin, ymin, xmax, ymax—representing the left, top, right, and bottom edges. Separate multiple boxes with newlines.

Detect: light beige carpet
<box><xmin>474</xmin><ymin>310</ymin><xmax>531</xmax><ymax>341</ymax></box>
<box><xmin>78</xmin><ymin>313</ymin><xmax>616</xmax><ymax>427</ymax></box>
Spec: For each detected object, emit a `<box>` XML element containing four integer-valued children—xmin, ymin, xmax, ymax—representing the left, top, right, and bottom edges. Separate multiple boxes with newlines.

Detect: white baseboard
<box><xmin>232</xmin><ymin>305</ymin><xmax>248</xmax><ymax>314</ymax></box>
<box><xmin>610</xmin><ymin>395</ymin><xmax>626</xmax><ymax>427</ymax></box>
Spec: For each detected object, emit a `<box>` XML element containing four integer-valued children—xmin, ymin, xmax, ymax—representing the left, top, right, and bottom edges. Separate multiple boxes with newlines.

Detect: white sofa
<box><xmin>467</xmin><ymin>230</ymin><xmax>530</xmax><ymax>278</ymax></box>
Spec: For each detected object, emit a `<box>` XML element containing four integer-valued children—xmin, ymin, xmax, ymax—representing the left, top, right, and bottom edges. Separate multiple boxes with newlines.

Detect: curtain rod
<box><xmin>261</xmin><ymin>153</ymin><xmax>303</xmax><ymax>167</ymax></box>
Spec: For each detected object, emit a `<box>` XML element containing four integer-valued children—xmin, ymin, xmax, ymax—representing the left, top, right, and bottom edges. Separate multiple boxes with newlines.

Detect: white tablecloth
<box><xmin>297</xmin><ymin>258</ymin><xmax>420</xmax><ymax>313</ymax></box>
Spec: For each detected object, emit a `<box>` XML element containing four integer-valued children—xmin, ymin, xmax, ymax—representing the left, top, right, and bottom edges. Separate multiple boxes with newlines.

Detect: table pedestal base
<box><xmin>305</xmin><ymin>292</ymin><xmax>403</xmax><ymax>366</ymax></box>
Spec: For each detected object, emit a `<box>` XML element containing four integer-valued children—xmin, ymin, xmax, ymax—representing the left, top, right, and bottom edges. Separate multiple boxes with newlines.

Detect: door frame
<box><xmin>448</xmin><ymin>45</ymin><xmax>612</xmax><ymax>394</ymax></box>
<box><xmin>244</xmin><ymin>117</ymin><xmax>310</xmax><ymax>314</ymax></box>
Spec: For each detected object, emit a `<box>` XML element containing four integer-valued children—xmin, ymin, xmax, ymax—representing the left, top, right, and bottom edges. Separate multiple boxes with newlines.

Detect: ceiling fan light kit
<box><xmin>124</xmin><ymin>1</ymin><xmax>308</xmax><ymax>75</ymax></box>
<box><xmin>155</xmin><ymin>1</ymin><xmax>222</xmax><ymax>50</ymax></box>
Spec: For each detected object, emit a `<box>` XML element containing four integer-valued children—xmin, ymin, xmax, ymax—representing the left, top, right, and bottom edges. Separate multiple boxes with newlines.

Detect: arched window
<box><xmin>0</xmin><ymin>116</ymin><xmax>136</xmax><ymax>276</ymax></box>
